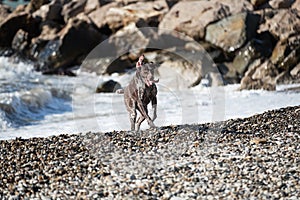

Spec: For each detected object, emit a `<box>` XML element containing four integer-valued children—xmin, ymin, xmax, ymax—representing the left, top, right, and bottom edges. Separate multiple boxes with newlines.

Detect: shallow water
<box><xmin>0</xmin><ymin>57</ymin><xmax>299</xmax><ymax>140</ymax></box>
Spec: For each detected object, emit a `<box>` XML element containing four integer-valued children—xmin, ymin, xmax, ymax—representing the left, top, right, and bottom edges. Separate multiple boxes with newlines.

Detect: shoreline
<box><xmin>1</xmin><ymin>105</ymin><xmax>299</xmax><ymax>199</ymax></box>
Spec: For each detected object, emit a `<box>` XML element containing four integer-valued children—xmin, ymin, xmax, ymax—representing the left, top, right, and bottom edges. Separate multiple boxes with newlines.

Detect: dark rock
<box><xmin>0</xmin><ymin>12</ymin><xmax>41</xmax><ymax>47</ymax></box>
<box><xmin>62</xmin><ymin>0</ymin><xmax>86</xmax><ymax>23</ymax></box>
<box><xmin>96</xmin><ymin>80</ymin><xmax>122</xmax><ymax>93</ymax></box>
<box><xmin>250</xmin><ymin>0</ymin><xmax>269</xmax><ymax>7</ymax></box>
<box><xmin>269</xmin><ymin>0</ymin><xmax>295</xmax><ymax>9</ymax></box>
<box><xmin>205</xmin><ymin>12</ymin><xmax>260</xmax><ymax>52</ymax></box>
<box><xmin>158</xmin><ymin>0</ymin><xmax>253</xmax><ymax>40</ymax></box>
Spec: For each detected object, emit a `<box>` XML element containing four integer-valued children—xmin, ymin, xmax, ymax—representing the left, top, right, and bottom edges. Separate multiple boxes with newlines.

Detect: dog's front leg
<box><xmin>152</xmin><ymin>104</ymin><xmax>157</xmax><ymax>122</ymax></box>
<box><xmin>137</xmin><ymin>89</ymin><xmax>155</xmax><ymax>128</ymax></box>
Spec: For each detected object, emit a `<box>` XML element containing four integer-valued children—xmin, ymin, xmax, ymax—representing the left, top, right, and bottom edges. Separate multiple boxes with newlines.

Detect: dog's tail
<box><xmin>115</xmin><ymin>89</ymin><xmax>124</xmax><ymax>94</ymax></box>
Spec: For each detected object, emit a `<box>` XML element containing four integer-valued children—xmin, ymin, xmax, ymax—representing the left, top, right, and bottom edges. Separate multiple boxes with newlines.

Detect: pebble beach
<box><xmin>1</xmin><ymin>105</ymin><xmax>299</xmax><ymax>199</ymax></box>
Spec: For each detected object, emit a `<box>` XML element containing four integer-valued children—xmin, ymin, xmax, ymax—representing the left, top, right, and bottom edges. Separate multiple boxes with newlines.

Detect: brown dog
<box><xmin>124</xmin><ymin>59</ymin><xmax>159</xmax><ymax>131</ymax></box>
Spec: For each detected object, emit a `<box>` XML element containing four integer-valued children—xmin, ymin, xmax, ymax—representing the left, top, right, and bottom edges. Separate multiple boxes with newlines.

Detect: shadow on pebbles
<box><xmin>1</xmin><ymin>106</ymin><xmax>300</xmax><ymax>199</ymax></box>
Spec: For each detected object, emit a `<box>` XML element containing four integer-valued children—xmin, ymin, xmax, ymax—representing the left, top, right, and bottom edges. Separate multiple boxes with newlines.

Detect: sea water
<box><xmin>0</xmin><ymin>56</ymin><xmax>299</xmax><ymax>140</ymax></box>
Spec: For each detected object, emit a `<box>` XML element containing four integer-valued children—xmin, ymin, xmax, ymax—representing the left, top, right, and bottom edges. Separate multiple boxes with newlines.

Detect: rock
<box><xmin>32</xmin><ymin>0</ymin><xmax>63</xmax><ymax>23</ymax></box>
<box><xmin>205</xmin><ymin>12</ymin><xmax>260</xmax><ymax>52</ymax></box>
<box><xmin>88</xmin><ymin>2</ymin><xmax>118</xmax><ymax>30</ymax></box>
<box><xmin>258</xmin><ymin>9</ymin><xmax>300</xmax><ymax>41</ymax></box>
<box><xmin>271</xmin><ymin>35</ymin><xmax>300</xmax><ymax>71</ymax></box>
<box><xmin>84</xmin><ymin>0</ymin><xmax>101</xmax><ymax>14</ymax></box>
<box><xmin>156</xmin><ymin>50</ymin><xmax>203</xmax><ymax>89</ymax></box>
<box><xmin>292</xmin><ymin>0</ymin><xmax>300</xmax><ymax>11</ymax></box>
<box><xmin>0</xmin><ymin>4</ymin><xmax>12</xmax><ymax>24</ymax></box>
<box><xmin>290</xmin><ymin>63</ymin><xmax>300</xmax><ymax>77</ymax></box>
<box><xmin>231</xmin><ymin>39</ymin><xmax>268</xmax><ymax>76</ymax></box>
<box><xmin>250</xmin><ymin>0</ymin><xmax>269</xmax><ymax>7</ymax></box>
<box><xmin>204</xmin><ymin>72</ymin><xmax>224</xmax><ymax>87</ymax></box>
<box><xmin>109</xmin><ymin>22</ymin><xmax>149</xmax><ymax>60</ymax></box>
<box><xmin>0</xmin><ymin>12</ymin><xmax>40</xmax><ymax>47</ymax></box>
<box><xmin>158</xmin><ymin>0</ymin><xmax>253</xmax><ymax>40</ymax></box>
<box><xmin>269</xmin><ymin>0</ymin><xmax>295</xmax><ymax>9</ymax></box>
<box><xmin>81</xmin><ymin>56</ymin><xmax>133</xmax><ymax>75</ymax></box>
<box><xmin>96</xmin><ymin>80</ymin><xmax>122</xmax><ymax>93</ymax></box>
<box><xmin>104</xmin><ymin>0</ymin><xmax>168</xmax><ymax>32</ymax></box>
<box><xmin>240</xmin><ymin>60</ymin><xmax>278</xmax><ymax>90</ymax></box>
<box><xmin>26</xmin><ymin>0</ymin><xmax>50</xmax><ymax>13</ymax></box>
<box><xmin>34</xmin><ymin>15</ymin><xmax>104</xmax><ymax>73</ymax></box>
<box><xmin>62</xmin><ymin>0</ymin><xmax>87</xmax><ymax>23</ymax></box>
<box><xmin>12</xmin><ymin>29</ymin><xmax>29</xmax><ymax>53</ymax></box>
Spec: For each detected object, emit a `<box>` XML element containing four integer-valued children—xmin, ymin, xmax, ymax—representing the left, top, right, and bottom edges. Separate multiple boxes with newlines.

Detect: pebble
<box><xmin>0</xmin><ymin>106</ymin><xmax>299</xmax><ymax>199</ymax></box>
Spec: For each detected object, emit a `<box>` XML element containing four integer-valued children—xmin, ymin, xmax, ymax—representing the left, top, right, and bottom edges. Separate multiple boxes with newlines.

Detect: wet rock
<box><xmin>0</xmin><ymin>4</ymin><xmax>12</xmax><ymax>23</ymax></box>
<box><xmin>96</xmin><ymin>80</ymin><xmax>122</xmax><ymax>93</ymax></box>
<box><xmin>205</xmin><ymin>12</ymin><xmax>260</xmax><ymax>53</ymax></box>
<box><xmin>240</xmin><ymin>60</ymin><xmax>278</xmax><ymax>90</ymax></box>
<box><xmin>158</xmin><ymin>0</ymin><xmax>253</xmax><ymax>40</ymax></box>
<box><xmin>258</xmin><ymin>9</ymin><xmax>300</xmax><ymax>41</ymax></box>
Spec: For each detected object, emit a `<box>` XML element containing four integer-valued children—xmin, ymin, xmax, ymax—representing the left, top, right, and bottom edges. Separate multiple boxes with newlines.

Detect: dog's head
<box><xmin>137</xmin><ymin>62</ymin><xmax>159</xmax><ymax>87</ymax></box>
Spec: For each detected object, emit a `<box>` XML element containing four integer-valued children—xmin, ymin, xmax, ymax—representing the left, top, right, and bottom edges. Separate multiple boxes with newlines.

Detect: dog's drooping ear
<box><xmin>136</xmin><ymin>54</ymin><xmax>145</xmax><ymax>68</ymax></box>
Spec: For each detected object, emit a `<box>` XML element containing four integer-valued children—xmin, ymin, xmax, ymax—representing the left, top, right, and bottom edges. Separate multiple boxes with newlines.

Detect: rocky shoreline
<box><xmin>0</xmin><ymin>0</ymin><xmax>299</xmax><ymax>90</ymax></box>
<box><xmin>1</xmin><ymin>105</ymin><xmax>299</xmax><ymax>199</ymax></box>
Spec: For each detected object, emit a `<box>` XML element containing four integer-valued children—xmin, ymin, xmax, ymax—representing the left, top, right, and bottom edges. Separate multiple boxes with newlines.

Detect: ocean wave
<box><xmin>0</xmin><ymin>88</ymin><xmax>72</xmax><ymax>129</ymax></box>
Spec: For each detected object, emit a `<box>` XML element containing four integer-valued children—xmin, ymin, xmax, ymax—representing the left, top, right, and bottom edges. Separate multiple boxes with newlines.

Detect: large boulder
<box><xmin>26</xmin><ymin>0</ymin><xmax>50</xmax><ymax>13</ymax></box>
<box><xmin>250</xmin><ymin>0</ymin><xmax>269</xmax><ymax>7</ymax></box>
<box><xmin>269</xmin><ymin>0</ymin><xmax>295</xmax><ymax>9</ymax></box>
<box><xmin>258</xmin><ymin>9</ymin><xmax>300</xmax><ymax>41</ymax></box>
<box><xmin>34</xmin><ymin>15</ymin><xmax>104</xmax><ymax>73</ymax></box>
<box><xmin>0</xmin><ymin>4</ymin><xmax>12</xmax><ymax>24</ymax></box>
<box><xmin>158</xmin><ymin>0</ymin><xmax>253</xmax><ymax>40</ymax></box>
<box><xmin>62</xmin><ymin>0</ymin><xmax>86</xmax><ymax>23</ymax></box>
<box><xmin>96</xmin><ymin>80</ymin><xmax>122</xmax><ymax>93</ymax></box>
<box><xmin>240</xmin><ymin>60</ymin><xmax>278</xmax><ymax>91</ymax></box>
<box><xmin>32</xmin><ymin>0</ymin><xmax>63</xmax><ymax>23</ymax></box>
<box><xmin>0</xmin><ymin>12</ymin><xmax>41</xmax><ymax>47</ymax></box>
<box><xmin>205</xmin><ymin>12</ymin><xmax>260</xmax><ymax>52</ymax></box>
<box><xmin>91</xmin><ymin>0</ymin><xmax>168</xmax><ymax>32</ymax></box>
<box><xmin>109</xmin><ymin>22</ymin><xmax>149</xmax><ymax>60</ymax></box>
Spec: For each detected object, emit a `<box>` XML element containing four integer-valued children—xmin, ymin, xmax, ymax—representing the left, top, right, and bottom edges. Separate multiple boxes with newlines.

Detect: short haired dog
<box><xmin>124</xmin><ymin>56</ymin><xmax>159</xmax><ymax>131</ymax></box>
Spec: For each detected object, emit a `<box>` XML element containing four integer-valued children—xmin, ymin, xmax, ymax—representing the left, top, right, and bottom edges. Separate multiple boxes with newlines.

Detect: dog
<box><xmin>124</xmin><ymin>56</ymin><xmax>159</xmax><ymax>131</ymax></box>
